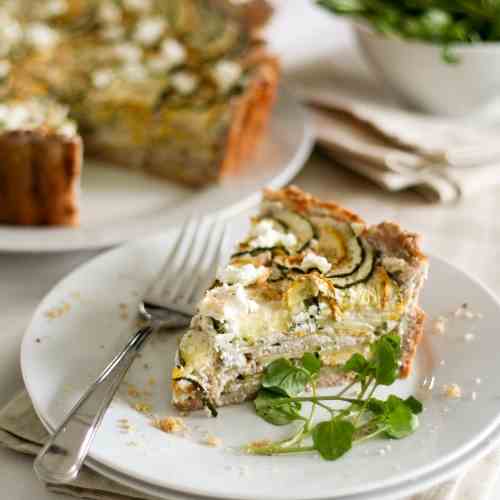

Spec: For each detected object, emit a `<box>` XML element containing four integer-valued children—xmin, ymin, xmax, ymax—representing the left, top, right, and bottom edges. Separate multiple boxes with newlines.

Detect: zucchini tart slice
<box><xmin>172</xmin><ymin>187</ymin><xmax>428</xmax><ymax>412</ymax></box>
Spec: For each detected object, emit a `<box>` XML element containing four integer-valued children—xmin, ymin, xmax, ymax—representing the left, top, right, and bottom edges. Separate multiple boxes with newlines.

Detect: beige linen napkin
<box><xmin>296</xmin><ymin>84</ymin><xmax>500</xmax><ymax>203</ymax></box>
<box><xmin>1</xmin><ymin>390</ymin><xmax>499</xmax><ymax>500</ymax></box>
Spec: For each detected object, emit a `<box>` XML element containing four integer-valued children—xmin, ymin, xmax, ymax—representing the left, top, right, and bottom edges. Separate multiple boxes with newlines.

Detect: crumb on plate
<box><xmin>442</xmin><ymin>383</ymin><xmax>462</xmax><ymax>399</ymax></box>
<box><xmin>154</xmin><ymin>416</ymin><xmax>186</xmax><ymax>434</ymax></box>
<box><xmin>432</xmin><ymin>317</ymin><xmax>447</xmax><ymax>335</ymax></box>
<box><xmin>203</xmin><ymin>434</ymin><xmax>222</xmax><ymax>448</ymax></box>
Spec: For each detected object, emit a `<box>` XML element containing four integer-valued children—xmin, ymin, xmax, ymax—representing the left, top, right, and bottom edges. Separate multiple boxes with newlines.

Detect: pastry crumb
<box><xmin>134</xmin><ymin>402</ymin><xmax>152</xmax><ymax>414</ymax></box>
<box><xmin>119</xmin><ymin>303</ymin><xmax>129</xmax><ymax>320</ymax></box>
<box><xmin>127</xmin><ymin>385</ymin><xmax>141</xmax><ymax>398</ymax></box>
<box><xmin>475</xmin><ymin>377</ymin><xmax>482</xmax><ymax>385</ymax></box>
<box><xmin>203</xmin><ymin>434</ymin><xmax>222</xmax><ymax>448</ymax></box>
<box><xmin>154</xmin><ymin>416</ymin><xmax>186</xmax><ymax>433</ymax></box>
<box><xmin>464</xmin><ymin>332</ymin><xmax>476</xmax><ymax>342</ymax></box>
<box><xmin>432</xmin><ymin>317</ymin><xmax>447</xmax><ymax>335</ymax></box>
<box><xmin>439</xmin><ymin>359</ymin><xmax>446</xmax><ymax>366</ymax></box>
<box><xmin>45</xmin><ymin>302</ymin><xmax>71</xmax><ymax>319</ymax></box>
<box><xmin>117</xmin><ymin>418</ymin><xmax>135</xmax><ymax>433</ymax></box>
<box><xmin>442</xmin><ymin>383</ymin><xmax>462</xmax><ymax>399</ymax></box>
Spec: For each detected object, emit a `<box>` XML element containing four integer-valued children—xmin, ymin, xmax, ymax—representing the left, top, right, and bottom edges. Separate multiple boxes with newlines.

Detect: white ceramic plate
<box><xmin>0</xmin><ymin>89</ymin><xmax>312</xmax><ymax>253</ymax></box>
<box><xmin>21</xmin><ymin>226</ymin><xmax>500</xmax><ymax>500</ymax></box>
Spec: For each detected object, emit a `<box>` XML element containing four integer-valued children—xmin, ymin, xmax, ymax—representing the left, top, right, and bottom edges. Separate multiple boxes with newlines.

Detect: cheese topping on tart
<box><xmin>0</xmin><ymin>98</ymin><xmax>76</xmax><ymax>136</ymax></box>
<box><xmin>172</xmin><ymin>191</ymin><xmax>427</xmax><ymax>413</ymax></box>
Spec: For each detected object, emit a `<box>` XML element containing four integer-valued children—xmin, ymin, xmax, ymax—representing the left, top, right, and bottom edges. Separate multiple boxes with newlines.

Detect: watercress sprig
<box><xmin>245</xmin><ymin>334</ymin><xmax>422</xmax><ymax>461</ymax></box>
<box><xmin>316</xmin><ymin>0</ymin><xmax>500</xmax><ymax>63</ymax></box>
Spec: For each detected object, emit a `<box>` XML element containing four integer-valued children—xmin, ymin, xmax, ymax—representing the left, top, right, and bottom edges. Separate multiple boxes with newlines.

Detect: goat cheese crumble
<box><xmin>300</xmin><ymin>252</ymin><xmax>331</xmax><ymax>274</ymax></box>
<box><xmin>249</xmin><ymin>219</ymin><xmax>297</xmax><ymax>250</ymax></box>
<box><xmin>211</xmin><ymin>60</ymin><xmax>242</xmax><ymax>93</ymax></box>
<box><xmin>171</xmin><ymin>71</ymin><xmax>198</xmax><ymax>95</ymax></box>
<box><xmin>218</xmin><ymin>264</ymin><xmax>267</xmax><ymax>286</ymax></box>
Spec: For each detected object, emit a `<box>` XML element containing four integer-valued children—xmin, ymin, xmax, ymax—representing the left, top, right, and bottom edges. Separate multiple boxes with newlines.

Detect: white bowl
<box><xmin>354</xmin><ymin>23</ymin><xmax>500</xmax><ymax>117</ymax></box>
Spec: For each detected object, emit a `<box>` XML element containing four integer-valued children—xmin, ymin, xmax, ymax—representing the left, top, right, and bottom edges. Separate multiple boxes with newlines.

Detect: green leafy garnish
<box><xmin>262</xmin><ymin>358</ymin><xmax>310</xmax><ymax>397</ymax></box>
<box><xmin>245</xmin><ymin>334</ymin><xmax>422</xmax><ymax>460</ymax></box>
<box><xmin>316</xmin><ymin>0</ymin><xmax>500</xmax><ymax>63</ymax></box>
<box><xmin>254</xmin><ymin>390</ymin><xmax>303</xmax><ymax>426</ymax></box>
<box><xmin>313</xmin><ymin>419</ymin><xmax>355</xmax><ymax>460</ymax></box>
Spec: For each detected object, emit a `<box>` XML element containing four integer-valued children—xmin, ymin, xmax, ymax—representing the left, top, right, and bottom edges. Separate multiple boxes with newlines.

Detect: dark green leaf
<box><xmin>372</xmin><ymin>335</ymin><xmax>401</xmax><ymax>386</ymax></box>
<box><xmin>404</xmin><ymin>396</ymin><xmax>423</xmax><ymax>415</ymax></box>
<box><xmin>366</xmin><ymin>397</ymin><xmax>386</xmax><ymax>415</ymax></box>
<box><xmin>254</xmin><ymin>389</ymin><xmax>303</xmax><ymax>426</ymax></box>
<box><xmin>382</xmin><ymin>395</ymin><xmax>419</xmax><ymax>439</ymax></box>
<box><xmin>262</xmin><ymin>359</ymin><xmax>310</xmax><ymax>397</ymax></box>
<box><xmin>302</xmin><ymin>352</ymin><xmax>321</xmax><ymax>376</ymax></box>
<box><xmin>343</xmin><ymin>353</ymin><xmax>369</xmax><ymax>375</ymax></box>
<box><xmin>312</xmin><ymin>419</ymin><xmax>355</xmax><ymax>460</ymax></box>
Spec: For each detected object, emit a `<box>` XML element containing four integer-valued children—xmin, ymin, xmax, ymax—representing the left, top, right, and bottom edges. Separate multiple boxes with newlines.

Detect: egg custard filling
<box><xmin>171</xmin><ymin>187</ymin><xmax>428</xmax><ymax>413</ymax></box>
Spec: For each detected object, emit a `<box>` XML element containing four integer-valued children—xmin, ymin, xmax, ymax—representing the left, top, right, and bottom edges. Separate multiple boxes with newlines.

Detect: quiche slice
<box><xmin>172</xmin><ymin>187</ymin><xmax>428</xmax><ymax>412</ymax></box>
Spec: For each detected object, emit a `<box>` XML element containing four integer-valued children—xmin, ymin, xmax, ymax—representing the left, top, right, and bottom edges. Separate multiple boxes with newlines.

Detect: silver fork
<box><xmin>34</xmin><ymin>217</ymin><xmax>226</xmax><ymax>485</ymax></box>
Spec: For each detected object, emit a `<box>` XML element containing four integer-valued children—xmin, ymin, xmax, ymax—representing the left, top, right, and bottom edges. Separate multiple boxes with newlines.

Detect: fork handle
<box><xmin>34</xmin><ymin>325</ymin><xmax>154</xmax><ymax>484</ymax></box>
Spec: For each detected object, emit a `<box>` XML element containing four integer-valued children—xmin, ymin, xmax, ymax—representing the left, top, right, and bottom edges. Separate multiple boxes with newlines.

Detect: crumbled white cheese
<box><xmin>162</xmin><ymin>38</ymin><xmax>187</xmax><ymax>66</ymax></box>
<box><xmin>38</xmin><ymin>0</ymin><xmax>68</xmax><ymax>18</ymax></box>
<box><xmin>471</xmin><ymin>391</ymin><xmax>477</xmax><ymax>401</ymax></box>
<box><xmin>0</xmin><ymin>60</ymin><xmax>10</xmax><ymax>79</ymax></box>
<box><xmin>300</xmin><ymin>252</ymin><xmax>331</xmax><ymax>274</ymax></box>
<box><xmin>25</xmin><ymin>23</ymin><xmax>59</xmax><ymax>50</ymax></box>
<box><xmin>148</xmin><ymin>39</ymin><xmax>186</xmax><ymax>73</ymax></box>
<box><xmin>0</xmin><ymin>13</ymin><xmax>22</xmax><ymax>57</ymax></box>
<box><xmin>121</xmin><ymin>62</ymin><xmax>148</xmax><ymax>82</ymax></box>
<box><xmin>292</xmin><ymin>311</ymin><xmax>317</xmax><ymax>335</ymax></box>
<box><xmin>199</xmin><ymin>284</ymin><xmax>259</xmax><ymax>323</ymax></box>
<box><xmin>475</xmin><ymin>377</ymin><xmax>482</xmax><ymax>385</ymax></box>
<box><xmin>249</xmin><ymin>220</ymin><xmax>297</xmax><ymax>250</ymax></box>
<box><xmin>114</xmin><ymin>43</ymin><xmax>142</xmax><ymax>63</ymax></box>
<box><xmin>101</xmin><ymin>25</ymin><xmax>125</xmax><ymax>41</ymax></box>
<box><xmin>133</xmin><ymin>17</ymin><xmax>166</xmax><ymax>46</ymax></box>
<box><xmin>218</xmin><ymin>264</ymin><xmax>267</xmax><ymax>286</ymax></box>
<box><xmin>0</xmin><ymin>104</ymin><xmax>30</xmax><ymax>130</ymax></box>
<box><xmin>213</xmin><ymin>333</ymin><xmax>246</xmax><ymax>368</ymax></box>
<box><xmin>211</xmin><ymin>60</ymin><xmax>242</xmax><ymax>93</ymax></box>
<box><xmin>171</xmin><ymin>71</ymin><xmax>198</xmax><ymax>95</ymax></box>
<box><xmin>442</xmin><ymin>383</ymin><xmax>462</xmax><ymax>399</ymax></box>
<box><xmin>123</xmin><ymin>0</ymin><xmax>152</xmax><ymax>13</ymax></box>
<box><xmin>382</xmin><ymin>256</ymin><xmax>408</xmax><ymax>274</ymax></box>
<box><xmin>98</xmin><ymin>1</ymin><xmax>122</xmax><ymax>23</ymax></box>
<box><xmin>92</xmin><ymin>68</ymin><xmax>115</xmax><ymax>88</ymax></box>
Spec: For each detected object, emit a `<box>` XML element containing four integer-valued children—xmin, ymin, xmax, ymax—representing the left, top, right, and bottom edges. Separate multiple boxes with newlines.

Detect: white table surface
<box><xmin>2</xmin><ymin>1</ymin><xmax>500</xmax><ymax>499</ymax></box>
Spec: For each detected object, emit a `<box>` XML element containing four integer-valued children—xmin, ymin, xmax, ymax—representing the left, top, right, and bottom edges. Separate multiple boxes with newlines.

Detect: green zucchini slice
<box><xmin>264</xmin><ymin>205</ymin><xmax>315</xmax><ymax>252</ymax></box>
<box><xmin>329</xmin><ymin>240</ymin><xmax>375</xmax><ymax>289</ymax></box>
<box><xmin>231</xmin><ymin>246</ymin><xmax>289</xmax><ymax>259</ymax></box>
<box><xmin>311</xmin><ymin>217</ymin><xmax>364</xmax><ymax>277</ymax></box>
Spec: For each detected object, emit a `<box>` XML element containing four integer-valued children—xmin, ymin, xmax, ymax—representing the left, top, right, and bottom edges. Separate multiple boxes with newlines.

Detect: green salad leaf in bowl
<box><xmin>317</xmin><ymin>0</ymin><xmax>500</xmax><ymax>62</ymax></box>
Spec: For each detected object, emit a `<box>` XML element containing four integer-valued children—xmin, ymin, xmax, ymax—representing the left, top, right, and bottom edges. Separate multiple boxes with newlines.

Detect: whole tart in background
<box><xmin>0</xmin><ymin>0</ymin><xmax>279</xmax><ymax>226</ymax></box>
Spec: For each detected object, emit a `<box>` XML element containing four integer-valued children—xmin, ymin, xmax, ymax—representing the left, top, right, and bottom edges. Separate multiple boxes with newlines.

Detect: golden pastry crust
<box><xmin>0</xmin><ymin>130</ymin><xmax>82</xmax><ymax>226</ymax></box>
<box><xmin>219</xmin><ymin>55</ymin><xmax>280</xmax><ymax>179</ymax></box>
<box><xmin>264</xmin><ymin>185</ymin><xmax>365</xmax><ymax>225</ymax></box>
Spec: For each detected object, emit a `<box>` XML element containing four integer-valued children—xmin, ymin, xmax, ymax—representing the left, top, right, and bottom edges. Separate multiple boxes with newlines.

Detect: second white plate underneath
<box><xmin>0</xmin><ymin>88</ymin><xmax>312</xmax><ymax>253</ymax></box>
<box><xmin>21</xmin><ymin>227</ymin><xmax>500</xmax><ymax>500</ymax></box>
